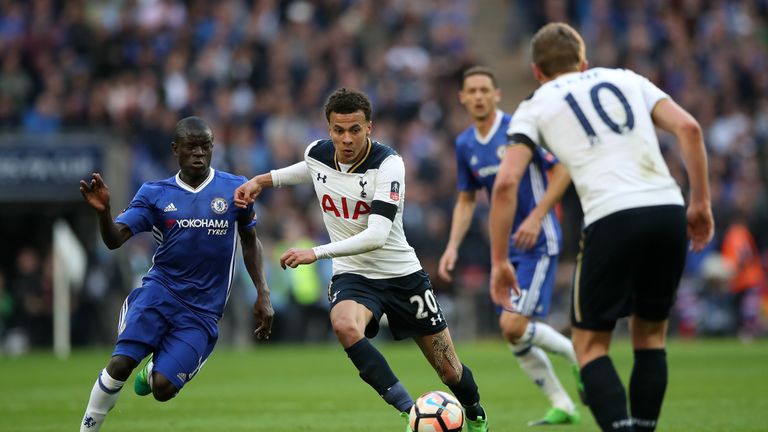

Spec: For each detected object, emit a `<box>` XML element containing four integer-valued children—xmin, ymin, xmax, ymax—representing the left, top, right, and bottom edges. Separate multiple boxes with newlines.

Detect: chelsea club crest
<box><xmin>211</xmin><ymin>197</ymin><xmax>228</xmax><ymax>214</ymax></box>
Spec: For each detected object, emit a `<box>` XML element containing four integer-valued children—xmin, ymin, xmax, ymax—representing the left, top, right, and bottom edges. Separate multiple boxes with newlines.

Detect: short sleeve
<box><xmin>455</xmin><ymin>140</ymin><xmax>481</xmax><ymax>192</ymax></box>
<box><xmin>507</xmin><ymin>100</ymin><xmax>540</xmax><ymax>147</ymax></box>
<box><xmin>631</xmin><ymin>69</ymin><xmax>670</xmax><ymax>113</ymax></box>
<box><xmin>115</xmin><ymin>184</ymin><xmax>155</xmax><ymax>234</ymax></box>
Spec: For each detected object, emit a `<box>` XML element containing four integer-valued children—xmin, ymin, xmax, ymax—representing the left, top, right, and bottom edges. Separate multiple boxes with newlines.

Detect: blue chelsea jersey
<box><xmin>115</xmin><ymin>168</ymin><xmax>253</xmax><ymax>319</ymax></box>
<box><xmin>455</xmin><ymin>110</ymin><xmax>561</xmax><ymax>259</ymax></box>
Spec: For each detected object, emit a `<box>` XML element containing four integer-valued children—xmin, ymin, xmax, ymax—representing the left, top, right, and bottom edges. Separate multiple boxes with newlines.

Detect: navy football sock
<box><xmin>345</xmin><ymin>339</ymin><xmax>412</xmax><ymax>412</ymax></box>
<box><xmin>629</xmin><ymin>349</ymin><xmax>667</xmax><ymax>431</ymax></box>
<box><xmin>581</xmin><ymin>356</ymin><xmax>632</xmax><ymax>431</ymax></box>
<box><xmin>448</xmin><ymin>364</ymin><xmax>485</xmax><ymax>420</ymax></box>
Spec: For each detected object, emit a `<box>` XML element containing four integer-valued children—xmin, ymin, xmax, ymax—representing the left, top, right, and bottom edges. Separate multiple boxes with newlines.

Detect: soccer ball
<box><xmin>409</xmin><ymin>391</ymin><xmax>464</xmax><ymax>432</ymax></box>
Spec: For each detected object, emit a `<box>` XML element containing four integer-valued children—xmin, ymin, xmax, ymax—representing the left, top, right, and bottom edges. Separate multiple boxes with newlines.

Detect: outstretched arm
<box><xmin>489</xmin><ymin>144</ymin><xmax>533</xmax><ymax>309</ymax></box>
<box><xmin>238</xmin><ymin>216</ymin><xmax>274</xmax><ymax>340</ymax></box>
<box><xmin>512</xmin><ymin>162</ymin><xmax>571</xmax><ymax>250</ymax></box>
<box><xmin>234</xmin><ymin>161</ymin><xmax>311</xmax><ymax>208</ymax></box>
<box><xmin>652</xmin><ymin>98</ymin><xmax>714</xmax><ymax>251</ymax></box>
<box><xmin>438</xmin><ymin>191</ymin><xmax>477</xmax><ymax>282</ymax></box>
<box><xmin>79</xmin><ymin>172</ymin><xmax>132</xmax><ymax>249</ymax></box>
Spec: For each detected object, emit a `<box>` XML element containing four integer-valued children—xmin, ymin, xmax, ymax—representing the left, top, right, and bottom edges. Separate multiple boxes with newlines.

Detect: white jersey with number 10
<box><xmin>507</xmin><ymin>67</ymin><xmax>684</xmax><ymax>226</ymax></box>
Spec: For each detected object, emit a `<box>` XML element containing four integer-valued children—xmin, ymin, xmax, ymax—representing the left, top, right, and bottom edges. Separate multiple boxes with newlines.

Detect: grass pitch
<box><xmin>0</xmin><ymin>339</ymin><xmax>766</xmax><ymax>431</ymax></box>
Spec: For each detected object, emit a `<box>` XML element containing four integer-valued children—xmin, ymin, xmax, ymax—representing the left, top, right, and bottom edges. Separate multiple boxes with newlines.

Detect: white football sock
<box><xmin>510</xmin><ymin>344</ymin><xmax>575</xmax><ymax>413</ymax></box>
<box><xmin>521</xmin><ymin>321</ymin><xmax>578</xmax><ymax>365</ymax></box>
<box><xmin>80</xmin><ymin>369</ymin><xmax>125</xmax><ymax>431</ymax></box>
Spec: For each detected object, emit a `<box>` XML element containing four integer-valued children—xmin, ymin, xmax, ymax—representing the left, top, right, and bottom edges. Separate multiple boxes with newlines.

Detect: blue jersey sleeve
<box><xmin>455</xmin><ymin>139</ymin><xmax>480</xmax><ymax>192</ymax></box>
<box><xmin>535</xmin><ymin>146</ymin><xmax>559</xmax><ymax>172</ymax></box>
<box><xmin>234</xmin><ymin>175</ymin><xmax>257</xmax><ymax>228</ymax></box>
<box><xmin>115</xmin><ymin>184</ymin><xmax>156</xmax><ymax>234</ymax></box>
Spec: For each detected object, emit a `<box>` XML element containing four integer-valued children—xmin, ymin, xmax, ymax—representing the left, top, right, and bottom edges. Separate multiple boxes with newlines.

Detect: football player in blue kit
<box><xmin>78</xmin><ymin>117</ymin><xmax>274</xmax><ymax>431</ymax></box>
<box><xmin>438</xmin><ymin>66</ymin><xmax>582</xmax><ymax>425</ymax></box>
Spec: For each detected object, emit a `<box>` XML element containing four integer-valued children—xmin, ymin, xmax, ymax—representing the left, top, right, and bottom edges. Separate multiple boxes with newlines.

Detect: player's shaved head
<box><xmin>462</xmin><ymin>66</ymin><xmax>498</xmax><ymax>89</ymax></box>
<box><xmin>324</xmin><ymin>88</ymin><xmax>372</xmax><ymax>122</ymax></box>
<box><xmin>174</xmin><ymin>116</ymin><xmax>213</xmax><ymax>143</ymax></box>
<box><xmin>531</xmin><ymin>22</ymin><xmax>585</xmax><ymax>77</ymax></box>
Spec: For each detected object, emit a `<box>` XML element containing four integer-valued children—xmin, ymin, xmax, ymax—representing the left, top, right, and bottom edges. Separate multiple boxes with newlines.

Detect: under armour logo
<box><xmin>534</xmin><ymin>378</ymin><xmax>545</xmax><ymax>388</ymax></box>
<box><xmin>317</xmin><ymin>173</ymin><xmax>327</xmax><ymax>183</ymax></box>
<box><xmin>430</xmin><ymin>314</ymin><xmax>443</xmax><ymax>325</ymax></box>
<box><xmin>359</xmin><ymin>180</ymin><xmax>367</xmax><ymax>198</ymax></box>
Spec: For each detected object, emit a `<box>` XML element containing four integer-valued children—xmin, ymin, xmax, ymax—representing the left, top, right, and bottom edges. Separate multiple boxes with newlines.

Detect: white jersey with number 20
<box><xmin>507</xmin><ymin>67</ymin><xmax>684</xmax><ymax>226</ymax></box>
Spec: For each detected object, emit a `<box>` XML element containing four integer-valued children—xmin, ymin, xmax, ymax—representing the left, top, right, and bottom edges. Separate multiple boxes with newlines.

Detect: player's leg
<box><xmin>143</xmin><ymin>310</ymin><xmax>220</xmax><ymax>402</ymax></box>
<box><xmin>328</xmin><ymin>274</ymin><xmax>414</xmax><ymax>415</ymax></box>
<box><xmin>80</xmin><ymin>355</ymin><xmax>139</xmax><ymax>431</ymax></box>
<box><xmin>628</xmin><ymin>205</ymin><xmax>687</xmax><ymax>432</ymax></box>
<box><xmin>503</xmin><ymin>312</ymin><xmax>579</xmax><ymax>425</ymax></box>
<box><xmin>628</xmin><ymin>317</ymin><xmax>668</xmax><ymax>432</ymax></box>
<box><xmin>572</xmin><ymin>211</ymin><xmax>638</xmax><ymax>432</ymax></box>
<box><xmin>571</xmin><ymin>328</ymin><xmax>629</xmax><ymax>431</ymax></box>
<box><xmin>502</xmin><ymin>255</ymin><xmax>581</xmax><ymax>424</ymax></box>
<box><xmin>81</xmin><ymin>288</ymin><xmax>154</xmax><ymax>431</ymax></box>
<box><xmin>413</xmin><ymin>329</ymin><xmax>488</xmax><ymax>431</ymax></box>
<box><xmin>386</xmin><ymin>270</ymin><xmax>487</xmax><ymax>430</ymax></box>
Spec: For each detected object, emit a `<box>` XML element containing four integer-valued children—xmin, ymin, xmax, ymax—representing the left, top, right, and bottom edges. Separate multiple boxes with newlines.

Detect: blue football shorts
<box><xmin>112</xmin><ymin>281</ymin><xmax>219</xmax><ymax>392</ymax></box>
<box><xmin>497</xmin><ymin>254</ymin><xmax>558</xmax><ymax>318</ymax></box>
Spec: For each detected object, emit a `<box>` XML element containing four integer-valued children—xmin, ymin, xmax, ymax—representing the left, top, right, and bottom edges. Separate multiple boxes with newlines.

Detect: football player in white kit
<box><xmin>488</xmin><ymin>23</ymin><xmax>714</xmax><ymax>431</ymax></box>
<box><xmin>235</xmin><ymin>88</ymin><xmax>490</xmax><ymax>432</ymax></box>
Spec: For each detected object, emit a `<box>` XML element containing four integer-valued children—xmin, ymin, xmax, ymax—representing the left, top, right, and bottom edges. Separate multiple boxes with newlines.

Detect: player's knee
<box><xmin>331</xmin><ymin>316</ymin><xmax>364</xmax><ymax>344</ymax></box>
<box><xmin>499</xmin><ymin>313</ymin><xmax>528</xmax><ymax>343</ymax></box>
<box><xmin>150</xmin><ymin>373</ymin><xmax>178</xmax><ymax>402</ymax></box>
<box><xmin>106</xmin><ymin>355</ymin><xmax>138</xmax><ymax>382</ymax></box>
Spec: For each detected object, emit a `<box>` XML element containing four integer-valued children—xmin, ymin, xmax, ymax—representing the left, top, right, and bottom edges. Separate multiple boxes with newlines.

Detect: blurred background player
<box><xmin>437</xmin><ymin>66</ymin><xmax>581</xmax><ymax>426</ymax></box>
<box><xmin>235</xmin><ymin>88</ymin><xmax>490</xmax><ymax>432</ymax></box>
<box><xmin>78</xmin><ymin>117</ymin><xmax>274</xmax><ymax>431</ymax></box>
<box><xmin>489</xmin><ymin>23</ymin><xmax>714</xmax><ymax>431</ymax></box>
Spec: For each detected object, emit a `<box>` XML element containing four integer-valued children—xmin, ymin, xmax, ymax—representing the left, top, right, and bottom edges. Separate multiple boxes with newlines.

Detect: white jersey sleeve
<box><xmin>270</xmin><ymin>161</ymin><xmax>312</xmax><ymax>187</ymax></box>
<box><xmin>372</xmin><ymin>155</ymin><xmax>404</xmax><ymax>210</ymax></box>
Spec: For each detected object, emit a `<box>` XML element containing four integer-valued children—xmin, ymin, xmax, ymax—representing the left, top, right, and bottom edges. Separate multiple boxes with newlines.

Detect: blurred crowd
<box><xmin>0</xmin><ymin>0</ymin><xmax>766</xmax><ymax>353</ymax></box>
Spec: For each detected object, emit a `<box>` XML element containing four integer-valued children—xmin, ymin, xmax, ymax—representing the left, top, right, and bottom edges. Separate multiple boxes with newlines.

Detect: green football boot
<box><xmin>571</xmin><ymin>364</ymin><xmax>587</xmax><ymax>405</ymax></box>
<box><xmin>527</xmin><ymin>407</ymin><xmax>581</xmax><ymax>426</ymax></box>
<box><xmin>465</xmin><ymin>414</ymin><xmax>489</xmax><ymax>432</ymax></box>
<box><xmin>401</xmin><ymin>411</ymin><xmax>411</xmax><ymax>432</ymax></box>
<box><xmin>134</xmin><ymin>355</ymin><xmax>153</xmax><ymax>396</ymax></box>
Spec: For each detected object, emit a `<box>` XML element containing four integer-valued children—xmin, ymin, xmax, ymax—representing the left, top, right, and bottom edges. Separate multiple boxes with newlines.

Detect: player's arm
<box><xmin>234</xmin><ymin>161</ymin><xmax>311</xmax><ymax>208</ymax></box>
<box><xmin>489</xmin><ymin>141</ymin><xmax>533</xmax><ymax>308</ymax></box>
<box><xmin>238</xmin><ymin>213</ymin><xmax>274</xmax><ymax>340</ymax></box>
<box><xmin>513</xmin><ymin>162</ymin><xmax>570</xmax><ymax>250</ymax></box>
<box><xmin>438</xmin><ymin>190</ymin><xmax>477</xmax><ymax>282</ymax></box>
<box><xmin>282</xmin><ymin>213</ymin><xmax>394</xmax><ymax>269</ymax></box>
<box><xmin>79</xmin><ymin>172</ymin><xmax>132</xmax><ymax>249</ymax></box>
<box><xmin>651</xmin><ymin>98</ymin><xmax>714</xmax><ymax>251</ymax></box>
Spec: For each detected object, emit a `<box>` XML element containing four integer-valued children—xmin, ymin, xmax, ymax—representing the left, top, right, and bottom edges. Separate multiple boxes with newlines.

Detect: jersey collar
<box><xmin>175</xmin><ymin>168</ymin><xmax>215</xmax><ymax>193</ymax></box>
<box><xmin>474</xmin><ymin>109</ymin><xmax>503</xmax><ymax>145</ymax></box>
<box><xmin>334</xmin><ymin>138</ymin><xmax>372</xmax><ymax>173</ymax></box>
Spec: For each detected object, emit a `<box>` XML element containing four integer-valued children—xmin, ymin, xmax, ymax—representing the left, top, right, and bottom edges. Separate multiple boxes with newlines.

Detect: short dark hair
<box><xmin>462</xmin><ymin>66</ymin><xmax>498</xmax><ymax>88</ymax></box>
<box><xmin>174</xmin><ymin>116</ymin><xmax>213</xmax><ymax>142</ymax></box>
<box><xmin>323</xmin><ymin>88</ymin><xmax>372</xmax><ymax>122</ymax></box>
